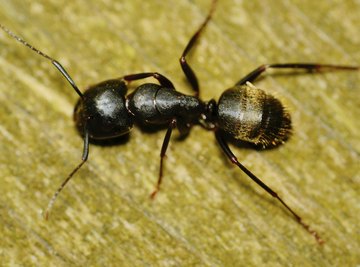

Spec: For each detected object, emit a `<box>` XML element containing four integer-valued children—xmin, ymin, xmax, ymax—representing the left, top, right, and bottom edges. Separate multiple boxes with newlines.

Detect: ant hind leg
<box><xmin>214</xmin><ymin>130</ymin><xmax>324</xmax><ymax>244</ymax></box>
<box><xmin>236</xmin><ymin>63</ymin><xmax>359</xmax><ymax>85</ymax></box>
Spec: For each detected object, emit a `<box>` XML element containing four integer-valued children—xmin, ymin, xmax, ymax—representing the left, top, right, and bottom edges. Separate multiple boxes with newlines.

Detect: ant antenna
<box><xmin>0</xmin><ymin>23</ymin><xmax>89</xmax><ymax>218</ymax></box>
<box><xmin>44</xmin><ymin>130</ymin><xmax>89</xmax><ymax>219</ymax></box>
<box><xmin>0</xmin><ymin>24</ymin><xmax>83</xmax><ymax>98</ymax></box>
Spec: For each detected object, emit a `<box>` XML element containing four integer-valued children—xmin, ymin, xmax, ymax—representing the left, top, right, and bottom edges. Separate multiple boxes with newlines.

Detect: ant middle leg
<box><xmin>236</xmin><ymin>63</ymin><xmax>359</xmax><ymax>85</ymax></box>
<box><xmin>179</xmin><ymin>0</ymin><xmax>218</xmax><ymax>96</ymax></box>
<box><xmin>150</xmin><ymin>118</ymin><xmax>177</xmax><ymax>199</ymax></box>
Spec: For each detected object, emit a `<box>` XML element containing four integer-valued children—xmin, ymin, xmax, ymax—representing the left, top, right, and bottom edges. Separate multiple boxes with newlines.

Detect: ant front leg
<box><xmin>236</xmin><ymin>63</ymin><xmax>359</xmax><ymax>85</ymax></box>
<box><xmin>214</xmin><ymin>130</ymin><xmax>324</xmax><ymax>244</ymax></box>
<box><xmin>123</xmin><ymin>72</ymin><xmax>175</xmax><ymax>89</ymax></box>
<box><xmin>179</xmin><ymin>0</ymin><xmax>217</xmax><ymax>96</ymax></box>
<box><xmin>150</xmin><ymin>118</ymin><xmax>177</xmax><ymax>199</ymax></box>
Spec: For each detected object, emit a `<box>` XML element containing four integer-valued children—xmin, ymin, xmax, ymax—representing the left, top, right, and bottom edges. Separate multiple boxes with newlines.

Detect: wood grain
<box><xmin>0</xmin><ymin>0</ymin><xmax>359</xmax><ymax>266</ymax></box>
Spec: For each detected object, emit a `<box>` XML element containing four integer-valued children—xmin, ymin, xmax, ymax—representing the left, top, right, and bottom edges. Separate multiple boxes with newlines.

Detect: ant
<box><xmin>0</xmin><ymin>0</ymin><xmax>358</xmax><ymax>244</ymax></box>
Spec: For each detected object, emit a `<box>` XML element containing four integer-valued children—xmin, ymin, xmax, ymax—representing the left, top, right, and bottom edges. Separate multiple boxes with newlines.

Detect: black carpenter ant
<box><xmin>1</xmin><ymin>0</ymin><xmax>358</xmax><ymax>244</ymax></box>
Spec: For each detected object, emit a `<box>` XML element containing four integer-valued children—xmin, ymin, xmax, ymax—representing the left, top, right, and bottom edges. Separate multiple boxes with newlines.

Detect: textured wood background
<box><xmin>0</xmin><ymin>0</ymin><xmax>359</xmax><ymax>266</ymax></box>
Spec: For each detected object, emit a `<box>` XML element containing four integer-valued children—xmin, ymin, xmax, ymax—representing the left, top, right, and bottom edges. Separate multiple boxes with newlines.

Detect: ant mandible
<box><xmin>1</xmin><ymin>0</ymin><xmax>358</xmax><ymax>244</ymax></box>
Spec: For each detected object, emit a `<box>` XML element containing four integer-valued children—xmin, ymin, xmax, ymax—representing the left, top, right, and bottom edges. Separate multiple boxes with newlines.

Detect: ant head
<box><xmin>74</xmin><ymin>79</ymin><xmax>134</xmax><ymax>140</ymax></box>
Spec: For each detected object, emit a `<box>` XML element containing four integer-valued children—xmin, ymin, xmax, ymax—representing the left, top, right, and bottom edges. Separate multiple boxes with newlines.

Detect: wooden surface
<box><xmin>0</xmin><ymin>0</ymin><xmax>359</xmax><ymax>266</ymax></box>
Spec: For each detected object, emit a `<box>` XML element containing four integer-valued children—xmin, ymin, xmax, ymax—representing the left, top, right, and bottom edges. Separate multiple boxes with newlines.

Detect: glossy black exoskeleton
<box><xmin>1</xmin><ymin>0</ymin><xmax>358</xmax><ymax>244</ymax></box>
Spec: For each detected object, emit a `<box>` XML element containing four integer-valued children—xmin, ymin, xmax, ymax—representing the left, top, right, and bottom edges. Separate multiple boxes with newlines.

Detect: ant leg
<box><xmin>236</xmin><ymin>63</ymin><xmax>359</xmax><ymax>85</ymax></box>
<box><xmin>0</xmin><ymin>24</ymin><xmax>83</xmax><ymax>98</ymax></box>
<box><xmin>44</xmin><ymin>129</ymin><xmax>90</xmax><ymax>220</ymax></box>
<box><xmin>214</xmin><ymin>130</ymin><xmax>324</xmax><ymax>244</ymax></box>
<box><xmin>123</xmin><ymin>72</ymin><xmax>175</xmax><ymax>89</ymax></box>
<box><xmin>179</xmin><ymin>0</ymin><xmax>218</xmax><ymax>96</ymax></box>
<box><xmin>150</xmin><ymin>118</ymin><xmax>177</xmax><ymax>199</ymax></box>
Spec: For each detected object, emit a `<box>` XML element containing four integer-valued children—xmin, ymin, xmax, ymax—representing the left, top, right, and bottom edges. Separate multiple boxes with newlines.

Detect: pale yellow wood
<box><xmin>0</xmin><ymin>0</ymin><xmax>359</xmax><ymax>266</ymax></box>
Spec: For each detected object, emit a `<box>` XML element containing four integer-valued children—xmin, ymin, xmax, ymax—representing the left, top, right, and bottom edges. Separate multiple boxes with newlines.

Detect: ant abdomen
<box><xmin>217</xmin><ymin>83</ymin><xmax>291</xmax><ymax>147</ymax></box>
<box><xmin>74</xmin><ymin>79</ymin><xmax>134</xmax><ymax>139</ymax></box>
